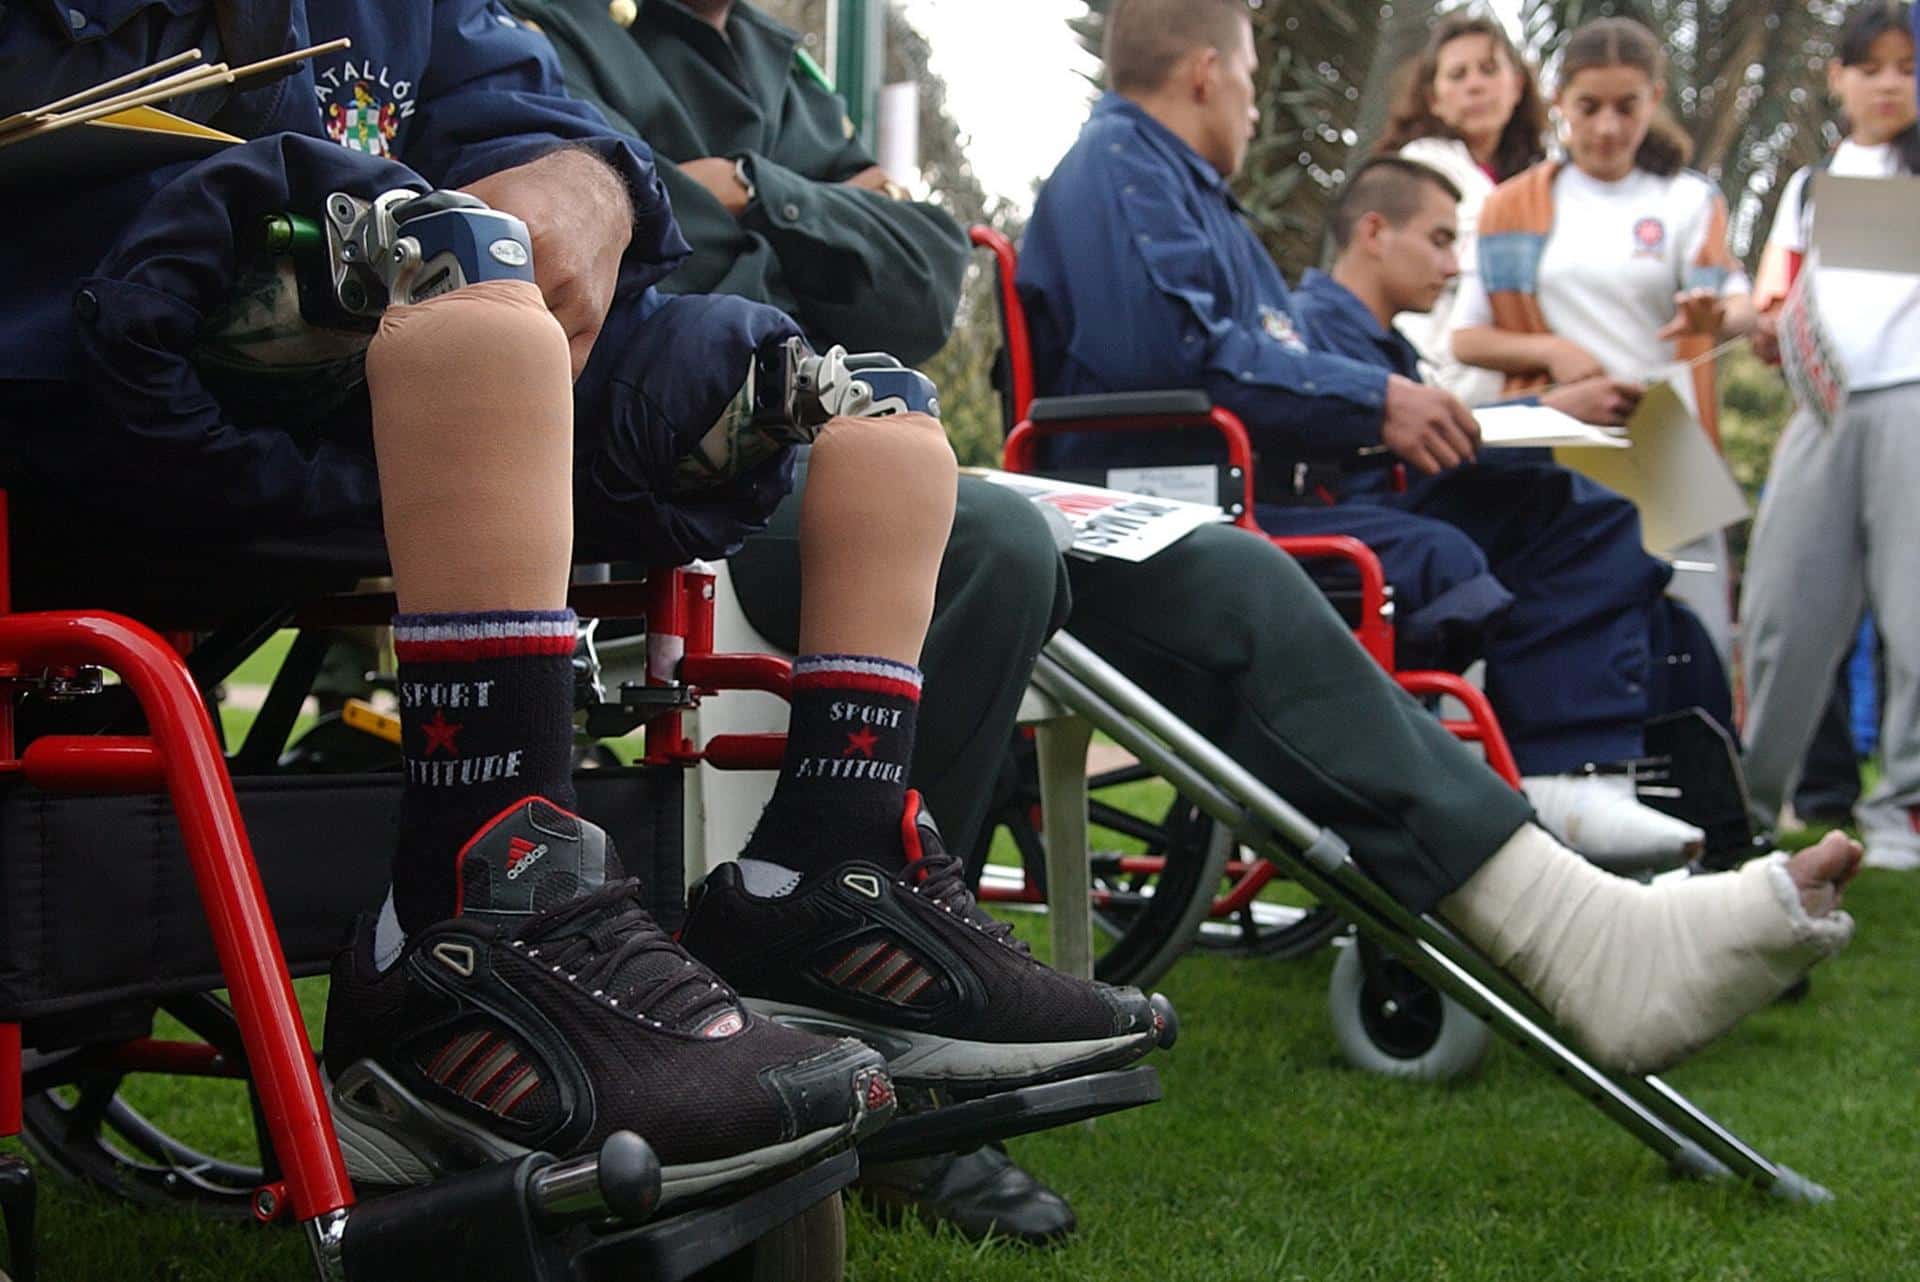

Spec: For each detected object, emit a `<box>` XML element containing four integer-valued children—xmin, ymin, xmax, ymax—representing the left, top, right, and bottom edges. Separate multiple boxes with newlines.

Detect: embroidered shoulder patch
<box><xmin>1260</xmin><ymin>305</ymin><xmax>1307</xmax><ymax>351</ymax></box>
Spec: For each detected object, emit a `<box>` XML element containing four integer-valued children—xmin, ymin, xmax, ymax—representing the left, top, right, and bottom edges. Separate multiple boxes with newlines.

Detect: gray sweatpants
<box><xmin>1742</xmin><ymin>381</ymin><xmax>1920</xmax><ymax>854</ymax></box>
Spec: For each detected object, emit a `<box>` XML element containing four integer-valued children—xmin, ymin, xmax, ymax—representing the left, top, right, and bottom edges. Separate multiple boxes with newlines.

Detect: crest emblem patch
<box><xmin>1259</xmin><ymin>305</ymin><xmax>1307</xmax><ymax>352</ymax></box>
<box><xmin>316</xmin><ymin>59</ymin><xmax>416</xmax><ymax>158</ymax></box>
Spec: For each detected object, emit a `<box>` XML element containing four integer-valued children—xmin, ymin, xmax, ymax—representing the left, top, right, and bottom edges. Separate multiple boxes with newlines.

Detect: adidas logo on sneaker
<box><xmin>506</xmin><ymin>836</ymin><xmax>549</xmax><ymax>881</ymax></box>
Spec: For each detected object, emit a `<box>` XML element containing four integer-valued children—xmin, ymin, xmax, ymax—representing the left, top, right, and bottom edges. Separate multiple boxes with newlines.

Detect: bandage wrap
<box><xmin>1443</xmin><ymin>826</ymin><xmax>1853</xmax><ymax>1073</ymax></box>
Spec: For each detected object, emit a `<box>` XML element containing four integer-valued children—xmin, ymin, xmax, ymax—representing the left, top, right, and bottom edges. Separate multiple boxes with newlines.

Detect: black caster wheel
<box><xmin>1328</xmin><ymin>939</ymin><xmax>1490</xmax><ymax>1081</ymax></box>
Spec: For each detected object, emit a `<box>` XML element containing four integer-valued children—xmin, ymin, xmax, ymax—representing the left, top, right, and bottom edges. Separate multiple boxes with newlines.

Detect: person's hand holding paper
<box><xmin>1552</xmin><ymin>379</ymin><xmax>1748</xmax><ymax>556</ymax></box>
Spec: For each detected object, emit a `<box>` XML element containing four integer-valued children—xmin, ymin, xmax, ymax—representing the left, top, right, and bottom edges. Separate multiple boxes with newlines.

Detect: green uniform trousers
<box><xmin>730</xmin><ymin>475</ymin><xmax>1532</xmax><ymax>913</ymax></box>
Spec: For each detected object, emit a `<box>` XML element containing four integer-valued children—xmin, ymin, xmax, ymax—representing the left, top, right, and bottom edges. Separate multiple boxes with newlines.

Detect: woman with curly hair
<box><xmin>1375</xmin><ymin>13</ymin><xmax>1549</xmax><ymax>404</ymax></box>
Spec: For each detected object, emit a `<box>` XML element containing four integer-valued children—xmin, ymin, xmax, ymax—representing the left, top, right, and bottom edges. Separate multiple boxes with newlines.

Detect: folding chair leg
<box><xmin>1032</xmin><ymin>631</ymin><xmax>1834</xmax><ymax>1203</ymax></box>
<box><xmin>1032</xmin><ymin>714</ymin><xmax>1096</xmax><ymax>980</ymax></box>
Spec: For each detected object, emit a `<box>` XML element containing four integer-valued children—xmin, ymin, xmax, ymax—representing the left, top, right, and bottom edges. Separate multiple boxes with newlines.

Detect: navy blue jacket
<box><xmin>1291</xmin><ymin>269</ymin><xmax>1424</xmax><ymax>381</ymax></box>
<box><xmin>1016</xmin><ymin>95</ymin><xmax>1389</xmax><ymax>465</ymax></box>
<box><xmin>1292</xmin><ymin>267</ymin><xmax>1552</xmax><ymax>496</ymax></box>
<box><xmin>1</xmin><ymin>0</ymin><xmax>686</xmax><ymax>531</ymax></box>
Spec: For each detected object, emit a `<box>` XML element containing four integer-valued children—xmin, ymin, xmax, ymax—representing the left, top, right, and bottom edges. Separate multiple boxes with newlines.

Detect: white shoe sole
<box><xmin>1863</xmin><ymin>847</ymin><xmax>1920</xmax><ymax>872</ymax></box>
<box><xmin>744</xmin><ymin>998</ymin><xmax>1156</xmax><ymax>1087</ymax></box>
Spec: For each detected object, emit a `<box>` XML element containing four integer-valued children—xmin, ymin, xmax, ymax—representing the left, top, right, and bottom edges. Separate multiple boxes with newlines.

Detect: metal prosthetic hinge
<box><xmin>776</xmin><ymin>339</ymin><xmax>942</xmax><ymax>435</ymax></box>
<box><xmin>674</xmin><ymin>338</ymin><xmax>942</xmax><ymax>494</ymax></box>
<box><xmin>323</xmin><ymin>188</ymin><xmax>536</xmax><ymax>318</ymax></box>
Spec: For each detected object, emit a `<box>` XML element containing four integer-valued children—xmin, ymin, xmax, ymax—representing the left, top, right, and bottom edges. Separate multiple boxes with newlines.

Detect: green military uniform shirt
<box><xmin>511</xmin><ymin>0</ymin><xmax>968</xmax><ymax>365</ymax></box>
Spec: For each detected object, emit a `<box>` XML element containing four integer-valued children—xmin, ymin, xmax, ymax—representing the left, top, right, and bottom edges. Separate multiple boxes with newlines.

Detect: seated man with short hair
<box><xmin>1018</xmin><ymin>0</ymin><xmax>1702</xmax><ymax>867</ymax></box>
<box><xmin>2</xmin><ymin>0</ymin><xmax>1169</xmax><ymax>1207</ymax></box>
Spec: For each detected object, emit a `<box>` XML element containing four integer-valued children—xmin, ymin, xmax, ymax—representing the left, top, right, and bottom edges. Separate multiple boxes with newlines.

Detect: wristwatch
<box><xmin>732</xmin><ymin>156</ymin><xmax>757</xmax><ymax>206</ymax></box>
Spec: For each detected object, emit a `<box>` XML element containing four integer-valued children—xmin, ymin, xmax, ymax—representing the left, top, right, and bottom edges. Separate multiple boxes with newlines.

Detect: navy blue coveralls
<box><xmin>1018</xmin><ymin>93</ymin><xmax>1670</xmax><ymax>774</ymax></box>
<box><xmin>0</xmin><ymin>0</ymin><xmax>801</xmax><ymax>569</ymax></box>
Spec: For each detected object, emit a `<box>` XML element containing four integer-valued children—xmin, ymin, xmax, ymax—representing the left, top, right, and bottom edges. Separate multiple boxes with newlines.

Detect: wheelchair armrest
<box><xmin>1027</xmin><ymin>391</ymin><xmax>1212</xmax><ymax>420</ymax></box>
<box><xmin>1002</xmin><ymin>396</ymin><xmax>1257</xmax><ymax>527</ymax></box>
<box><xmin>1267</xmin><ymin>534</ymin><xmax>1395</xmax><ymax>668</ymax></box>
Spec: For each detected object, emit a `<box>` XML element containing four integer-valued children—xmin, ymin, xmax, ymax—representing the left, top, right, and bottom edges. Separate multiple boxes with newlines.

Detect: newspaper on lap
<box><xmin>963</xmin><ymin>467</ymin><xmax>1224</xmax><ymax>562</ymax></box>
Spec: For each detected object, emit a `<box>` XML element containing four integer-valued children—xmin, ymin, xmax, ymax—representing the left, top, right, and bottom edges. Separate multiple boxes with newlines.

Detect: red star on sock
<box><xmin>419</xmin><ymin>708</ymin><xmax>464</xmax><ymax>757</ymax></box>
<box><xmin>843</xmin><ymin>726</ymin><xmax>879</xmax><ymax>758</ymax></box>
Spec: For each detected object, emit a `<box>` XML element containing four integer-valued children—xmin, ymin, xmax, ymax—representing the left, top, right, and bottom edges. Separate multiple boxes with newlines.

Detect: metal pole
<box><xmin>834</xmin><ymin>0</ymin><xmax>883</xmax><ymax>147</ymax></box>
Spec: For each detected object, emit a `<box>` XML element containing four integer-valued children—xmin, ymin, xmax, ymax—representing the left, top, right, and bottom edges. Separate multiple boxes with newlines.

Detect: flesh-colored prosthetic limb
<box><xmin>364</xmin><ymin>279</ymin><xmax>575</xmax><ymax>613</ymax></box>
<box><xmin>794</xmin><ymin>413</ymin><xmax>958</xmax><ymax>666</ymax></box>
<box><xmin>1442</xmin><ymin>825</ymin><xmax>1858</xmax><ymax>1073</ymax></box>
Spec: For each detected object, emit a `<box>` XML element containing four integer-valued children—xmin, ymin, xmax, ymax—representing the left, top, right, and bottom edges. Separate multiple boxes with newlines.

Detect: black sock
<box><xmin>389</xmin><ymin>609</ymin><xmax>579</xmax><ymax>932</ymax></box>
<box><xmin>740</xmin><ymin>653</ymin><xmax>922</xmax><ymax>877</ymax></box>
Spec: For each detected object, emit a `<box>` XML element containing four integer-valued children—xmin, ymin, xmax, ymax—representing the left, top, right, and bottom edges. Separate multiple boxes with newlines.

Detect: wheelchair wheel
<box><xmin>1083</xmin><ymin>786</ymin><xmax>1235</xmax><ymax>987</ymax></box>
<box><xmin>19</xmin><ymin>995</ymin><xmax>278</xmax><ymax>1218</ymax></box>
<box><xmin>1083</xmin><ymin>763</ymin><xmax>1341</xmax><ymax>974</ymax></box>
<box><xmin>1327</xmin><ymin>940</ymin><xmax>1489</xmax><ymax>1081</ymax></box>
<box><xmin>20</xmin><ymin>1072</ymin><xmax>268</xmax><ymax>1218</ymax></box>
<box><xmin>979</xmin><ymin>748</ymin><xmax>1341</xmax><ymax>987</ymax></box>
<box><xmin>690</xmin><ymin>1192</ymin><xmax>844</xmax><ymax>1282</ymax></box>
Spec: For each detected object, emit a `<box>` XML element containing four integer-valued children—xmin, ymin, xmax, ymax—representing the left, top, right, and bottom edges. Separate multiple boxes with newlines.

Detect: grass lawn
<box><xmin>6</xmin><ymin>850</ymin><xmax>1917</xmax><ymax>1280</ymax></box>
<box><xmin>7</xmin><ymin>639</ymin><xmax>1915</xmax><ymax>1279</ymax></box>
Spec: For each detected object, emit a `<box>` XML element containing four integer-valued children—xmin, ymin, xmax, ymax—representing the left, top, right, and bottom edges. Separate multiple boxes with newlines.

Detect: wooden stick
<box><xmin>1532</xmin><ymin>336</ymin><xmax>1748</xmax><ymax>400</ymax></box>
<box><xmin>0</xmin><ymin>67</ymin><xmax>235</xmax><ymax>148</ymax></box>
<box><xmin>0</xmin><ymin>35</ymin><xmax>349</xmax><ymax>146</ymax></box>
<box><xmin>42</xmin><ymin>61</ymin><xmax>230</xmax><ymax>124</ymax></box>
<box><xmin>0</xmin><ymin>47</ymin><xmax>204</xmax><ymax>136</ymax></box>
<box><xmin>224</xmin><ymin>36</ymin><xmax>351</xmax><ymax>87</ymax></box>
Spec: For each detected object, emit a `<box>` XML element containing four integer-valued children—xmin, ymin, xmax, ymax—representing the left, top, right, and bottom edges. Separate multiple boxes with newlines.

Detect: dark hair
<box><xmin>1103</xmin><ymin>0</ymin><xmax>1252</xmax><ymax>95</ymax></box>
<box><xmin>1329</xmin><ymin>156</ymin><xmax>1465</xmax><ymax>250</ymax></box>
<box><xmin>1833</xmin><ymin>2</ymin><xmax>1920</xmax><ymax>174</ymax></box>
<box><xmin>1376</xmin><ymin>14</ymin><xmax>1549</xmax><ymax>182</ymax></box>
<box><xmin>1558</xmin><ymin>17</ymin><xmax>1693</xmax><ymax>177</ymax></box>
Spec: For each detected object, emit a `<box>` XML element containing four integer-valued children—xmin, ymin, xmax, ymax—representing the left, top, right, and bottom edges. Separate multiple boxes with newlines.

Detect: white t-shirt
<box><xmin>1765</xmin><ymin>141</ymin><xmax>1920</xmax><ymax>393</ymax></box>
<box><xmin>1393</xmin><ymin>137</ymin><xmax>1507</xmax><ymax>406</ymax></box>
<box><xmin>1453</xmin><ymin>165</ymin><xmax>1751</xmax><ymax>382</ymax></box>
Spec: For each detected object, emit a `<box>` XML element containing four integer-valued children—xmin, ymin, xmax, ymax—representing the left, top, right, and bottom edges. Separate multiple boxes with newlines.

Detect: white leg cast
<box><xmin>1442</xmin><ymin>824</ymin><xmax>1854</xmax><ymax>1073</ymax></box>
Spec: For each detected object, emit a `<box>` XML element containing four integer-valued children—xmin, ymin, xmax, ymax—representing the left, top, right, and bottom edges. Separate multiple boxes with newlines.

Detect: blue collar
<box><xmin>1094</xmin><ymin>93</ymin><xmax>1233</xmax><ymax>196</ymax></box>
<box><xmin>1298</xmin><ymin>269</ymin><xmax>1392</xmax><ymax>338</ymax></box>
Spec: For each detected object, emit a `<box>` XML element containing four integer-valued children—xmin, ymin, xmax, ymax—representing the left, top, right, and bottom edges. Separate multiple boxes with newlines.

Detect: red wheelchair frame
<box><xmin>0</xmin><ymin>500</ymin><xmax>802</xmax><ymax>1277</ymax></box>
<box><xmin>968</xmin><ymin>225</ymin><xmax>1519</xmax><ymax>926</ymax></box>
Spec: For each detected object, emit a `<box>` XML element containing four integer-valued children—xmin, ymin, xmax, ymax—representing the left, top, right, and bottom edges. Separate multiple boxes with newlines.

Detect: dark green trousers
<box><xmin>730</xmin><ymin>477</ymin><xmax>1531</xmax><ymax>913</ymax></box>
<box><xmin>1064</xmin><ymin>522</ymin><xmax>1531</xmax><ymax>913</ymax></box>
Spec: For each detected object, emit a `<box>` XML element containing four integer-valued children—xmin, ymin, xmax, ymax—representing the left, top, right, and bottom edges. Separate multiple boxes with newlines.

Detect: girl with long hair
<box><xmin>1448</xmin><ymin>15</ymin><xmax>1754</xmax><ymax>659</ymax></box>
<box><xmin>1376</xmin><ymin>13</ymin><xmax>1549</xmax><ymax>404</ymax></box>
<box><xmin>1742</xmin><ymin>3</ymin><xmax>1920</xmax><ymax>868</ymax></box>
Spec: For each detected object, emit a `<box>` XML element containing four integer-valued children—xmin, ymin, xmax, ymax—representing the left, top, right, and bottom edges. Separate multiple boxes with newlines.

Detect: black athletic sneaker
<box><xmin>322</xmin><ymin>797</ymin><xmax>894</xmax><ymax>1206</ymax></box>
<box><xmin>679</xmin><ymin>793</ymin><xmax>1172</xmax><ymax>1091</ymax></box>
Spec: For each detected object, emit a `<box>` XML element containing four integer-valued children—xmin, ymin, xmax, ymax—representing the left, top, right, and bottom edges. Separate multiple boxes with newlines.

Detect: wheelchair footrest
<box><xmin>572</xmin><ymin>1149</ymin><xmax>858</xmax><ymax>1282</ymax></box>
<box><xmin>856</xmin><ymin>1066</ymin><xmax>1161</xmax><ymax>1164</ymax></box>
<box><xmin>340</xmin><ymin>1145</ymin><xmax>856</xmax><ymax>1282</ymax></box>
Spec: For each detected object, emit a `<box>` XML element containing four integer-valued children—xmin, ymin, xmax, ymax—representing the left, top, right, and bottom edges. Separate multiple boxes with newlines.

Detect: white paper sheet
<box><xmin>1474</xmin><ymin>404</ymin><xmax>1630</xmax><ymax>449</ymax></box>
<box><xmin>962</xmin><ymin>468</ymin><xmax>1223</xmax><ymax>562</ymax></box>
<box><xmin>1102</xmin><ymin>464</ymin><xmax>1221</xmax><ymax>506</ymax></box>
<box><xmin>1554</xmin><ymin>380</ymin><xmax>1749</xmax><ymax>557</ymax></box>
<box><xmin>1809</xmin><ymin>173</ymin><xmax>1920</xmax><ymax>273</ymax></box>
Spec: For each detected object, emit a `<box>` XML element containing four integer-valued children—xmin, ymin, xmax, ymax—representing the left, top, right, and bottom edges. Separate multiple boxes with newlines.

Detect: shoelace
<box><xmin>514</xmin><ymin>880</ymin><xmax>737</xmax><ymax>1029</ymax></box>
<box><xmin>911</xmin><ymin>850</ymin><xmax>1029</xmax><ymax>955</ymax></box>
